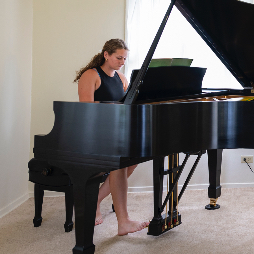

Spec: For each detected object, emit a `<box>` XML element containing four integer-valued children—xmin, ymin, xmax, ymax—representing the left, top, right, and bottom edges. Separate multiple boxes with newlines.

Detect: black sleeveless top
<box><xmin>94</xmin><ymin>67</ymin><xmax>125</xmax><ymax>101</ymax></box>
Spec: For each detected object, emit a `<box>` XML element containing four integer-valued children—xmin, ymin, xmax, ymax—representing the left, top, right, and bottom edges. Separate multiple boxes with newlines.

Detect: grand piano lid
<box><xmin>123</xmin><ymin>0</ymin><xmax>254</xmax><ymax>104</ymax></box>
<box><xmin>175</xmin><ymin>0</ymin><xmax>254</xmax><ymax>89</ymax></box>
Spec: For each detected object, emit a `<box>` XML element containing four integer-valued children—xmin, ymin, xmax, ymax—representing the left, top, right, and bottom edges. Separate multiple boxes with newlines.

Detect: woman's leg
<box><xmin>95</xmin><ymin>165</ymin><xmax>137</xmax><ymax>225</ymax></box>
<box><xmin>109</xmin><ymin>167</ymin><xmax>149</xmax><ymax>235</ymax></box>
<box><xmin>95</xmin><ymin>176</ymin><xmax>111</xmax><ymax>225</ymax></box>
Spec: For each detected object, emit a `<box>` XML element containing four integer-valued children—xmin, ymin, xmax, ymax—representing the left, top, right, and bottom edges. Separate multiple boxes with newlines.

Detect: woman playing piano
<box><xmin>74</xmin><ymin>39</ymin><xmax>149</xmax><ymax>235</ymax></box>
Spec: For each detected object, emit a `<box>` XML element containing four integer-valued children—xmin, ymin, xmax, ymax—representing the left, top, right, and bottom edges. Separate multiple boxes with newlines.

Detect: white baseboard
<box><xmin>221</xmin><ymin>182</ymin><xmax>254</xmax><ymax>189</ymax></box>
<box><xmin>25</xmin><ymin>182</ymin><xmax>254</xmax><ymax>198</ymax></box>
<box><xmin>0</xmin><ymin>193</ymin><xmax>30</xmax><ymax>219</ymax></box>
<box><xmin>127</xmin><ymin>184</ymin><xmax>209</xmax><ymax>193</ymax></box>
<box><xmin>28</xmin><ymin>190</ymin><xmax>65</xmax><ymax>198</ymax></box>
<box><xmin>127</xmin><ymin>182</ymin><xmax>254</xmax><ymax>193</ymax></box>
<box><xmin>2</xmin><ymin>183</ymin><xmax>254</xmax><ymax>219</ymax></box>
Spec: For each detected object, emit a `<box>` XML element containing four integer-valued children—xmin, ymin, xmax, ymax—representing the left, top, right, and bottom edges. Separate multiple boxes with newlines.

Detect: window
<box><xmin>125</xmin><ymin>0</ymin><xmax>243</xmax><ymax>89</ymax></box>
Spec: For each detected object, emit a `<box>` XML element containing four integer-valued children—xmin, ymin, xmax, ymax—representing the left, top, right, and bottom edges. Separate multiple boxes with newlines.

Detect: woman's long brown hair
<box><xmin>74</xmin><ymin>39</ymin><xmax>128</xmax><ymax>83</ymax></box>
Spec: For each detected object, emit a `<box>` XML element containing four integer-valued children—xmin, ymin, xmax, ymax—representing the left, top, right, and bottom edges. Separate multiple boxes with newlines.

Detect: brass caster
<box><xmin>205</xmin><ymin>198</ymin><xmax>220</xmax><ymax>210</ymax></box>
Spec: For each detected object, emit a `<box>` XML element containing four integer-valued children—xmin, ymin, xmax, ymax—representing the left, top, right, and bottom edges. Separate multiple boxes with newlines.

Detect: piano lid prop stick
<box><xmin>123</xmin><ymin>0</ymin><xmax>176</xmax><ymax>104</ymax></box>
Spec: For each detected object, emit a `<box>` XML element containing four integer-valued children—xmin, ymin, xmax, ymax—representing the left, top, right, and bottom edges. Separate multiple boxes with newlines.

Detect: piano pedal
<box><xmin>147</xmin><ymin>212</ymin><xmax>182</xmax><ymax>236</ymax></box>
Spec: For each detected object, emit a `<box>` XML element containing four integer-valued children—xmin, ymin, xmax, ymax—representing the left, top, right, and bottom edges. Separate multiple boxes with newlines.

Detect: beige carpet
<box><xmin>1</xmin><ymin>188</ymin><xmax>254</xmax><ymax>254</ymax></box>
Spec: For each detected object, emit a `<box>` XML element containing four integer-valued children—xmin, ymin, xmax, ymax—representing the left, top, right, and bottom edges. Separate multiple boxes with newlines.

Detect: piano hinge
<box><xmin>250</xmin><ymin>81</ymin><xmax>254</xmax><ymax>91</ymax></box>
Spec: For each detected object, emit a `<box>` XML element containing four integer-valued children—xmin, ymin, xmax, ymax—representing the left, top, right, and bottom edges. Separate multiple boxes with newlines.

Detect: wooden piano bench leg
<box><xmin>32</xmin><ymin>183</ymin><xmax>74</xmax><ymax>232</ymax></box>
<box><xmin>33</xmin><ymin>183</ymin><xmax>44</xmax><ymax>227</ymax></box>
<box><xmin>64</xmin><ymin>185</ymin><xmax>74</xmax><ymax>232</ymax></box>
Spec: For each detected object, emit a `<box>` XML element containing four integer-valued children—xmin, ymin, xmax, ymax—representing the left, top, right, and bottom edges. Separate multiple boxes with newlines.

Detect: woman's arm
<box><xmin>78</xmin><ymin>69</ymin><xmax>100</xmax><ymax>102</ymax></box>
<box><xmin>117</xmin><ymin>71</ymin><xmax>129</xmax><ymax>92</ymax></box>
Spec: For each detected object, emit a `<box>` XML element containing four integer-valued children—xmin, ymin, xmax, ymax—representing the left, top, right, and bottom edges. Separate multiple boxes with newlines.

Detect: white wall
<box><xmin>130</xmin><ymin>149</ymin><xmax>254</xmax><ymax>193</ymax></box>
<box><xmin>31</xmin><ymin>0</ymin><xmax>126</xmax><ymax>137</ymax></box>
<box><xmin>29</xmin><ymin>0</ymin><xmax>126</xmax><ymax>192</ymax></box>
<box><xmin>1</xmin><ymin>0</ymin><xmax>253</xmax><ymax>218</ymax></box>
<box><xmin>0</xmin><ymin>0</ymin><xmax>33</xmax><ymax>217</ymax></box>
<box><xmin>30</xmin><ymin>0</ymin><xmax>254</xmax><ymax>197</ymax></box>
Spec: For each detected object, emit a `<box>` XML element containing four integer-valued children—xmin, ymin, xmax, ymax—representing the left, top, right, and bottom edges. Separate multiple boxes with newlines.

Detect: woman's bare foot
<box><xmin>118</xmin><ymin>219</ymin><xmax>150</xmax><ymax>236</ymax></box>
<box><xmin>95</xmin><ymin>206</ymin><xmax>103</xmax><ymax>226</ymax></box>
<box><xmin>95</xmin><ymin>217</ymin><xmax>103</xmax><ymax>226</ymax></box>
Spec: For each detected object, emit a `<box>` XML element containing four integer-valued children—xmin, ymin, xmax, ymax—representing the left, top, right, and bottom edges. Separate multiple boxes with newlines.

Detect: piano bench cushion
<box><xmin>29</xmin><ymin>167</ymin><xmax>71</xmax><ymax>187</ymax></box>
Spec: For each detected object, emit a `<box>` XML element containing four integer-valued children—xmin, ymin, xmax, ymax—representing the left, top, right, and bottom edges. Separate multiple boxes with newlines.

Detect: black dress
<box><xmin>94</xmin><ymin>67</ymin><xmax>125</xmax><ymax>101</ymax></box>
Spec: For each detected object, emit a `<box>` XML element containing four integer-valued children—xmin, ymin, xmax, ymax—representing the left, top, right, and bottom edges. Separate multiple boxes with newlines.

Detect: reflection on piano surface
<box><xmin>28</xmin><ymin>0</ymin><xmax>254</xmax><ymax>253</ymax></box>
<box><xmin>149</xmin><ymin>95</ymin><xmax>254</xmax><ymax>104</ymax></box>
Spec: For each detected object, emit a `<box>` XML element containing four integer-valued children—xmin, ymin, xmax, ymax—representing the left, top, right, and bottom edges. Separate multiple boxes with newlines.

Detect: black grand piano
<box><xmin>28</xmin><ymin>0</ymin><xmax>254</xmax><ymax>253</ymax></box>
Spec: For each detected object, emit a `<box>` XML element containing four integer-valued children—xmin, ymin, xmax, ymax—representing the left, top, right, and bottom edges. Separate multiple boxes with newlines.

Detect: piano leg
<box><xmin>73</xmin><ymin>176</ymin><xmax>101</xmax><ymax>254</ymax></box>
<box><xmin>206</xmin><ymin>149</ymin><xmax>223</xmax><ymax>210</ymax></box>
<box><xmin>148</xmin><ymin>157</ymin><xmax>165</xmax><ymax>236</ymax></box>
<box><xmin>50</xmin><ymin>162</ymin><xmax>105</xmax><ymax>254</ymax></box>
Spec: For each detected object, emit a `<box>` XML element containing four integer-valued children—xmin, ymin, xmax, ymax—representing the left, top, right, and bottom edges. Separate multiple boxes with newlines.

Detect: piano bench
<box><xmin>28</xmin><ymin>159</ymin><xmax>109</xmax><ymax>232</ymax></box>
<box><xmin>32</xmin><ymin>182</ymin><xmax>74</xmax><ymax>232</ymax></box>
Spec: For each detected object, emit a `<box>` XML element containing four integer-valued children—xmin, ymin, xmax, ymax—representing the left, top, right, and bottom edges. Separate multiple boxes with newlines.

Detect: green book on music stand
<box><xmin>149</xmin><ymin>58</ymin><xmax>193</xmax><ymax>68</ymax></box>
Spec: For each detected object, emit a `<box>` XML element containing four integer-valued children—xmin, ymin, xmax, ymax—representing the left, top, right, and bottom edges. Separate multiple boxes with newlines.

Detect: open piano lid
<box><xmin>175</xmin><ymin>0</ymin><xmax>254</xmax><ymax>89</ymax></box>
<box><xmin>123</xmin><ymin>0</ymin><xmax>254</xmax><ymax>104</ymax></box>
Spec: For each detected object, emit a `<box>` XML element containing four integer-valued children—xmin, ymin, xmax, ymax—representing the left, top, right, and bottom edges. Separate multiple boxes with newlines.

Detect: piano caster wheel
<box><xmin>205</xmin><ymin>204</ymin><xmax>220</xmax><ymax>210</ymax></box>
<box><xmin>64</xmin><ymin>222</ymin><xmax>74</xmax><ymax>232</ymax></box>
<box><xmin>205</xmin><ymin>198</ymin><xmax>220</xmax><ymax>210</ymax></box>
<box><xmin>33</xmin><ymin>217</ymin><xmax>42</xmax><ymax>227</ymax></box>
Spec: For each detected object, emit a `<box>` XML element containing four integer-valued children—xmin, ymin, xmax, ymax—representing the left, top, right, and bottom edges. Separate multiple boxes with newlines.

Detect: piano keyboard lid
<box><xmin>175</xmin><ymin>0</ymin><xmax>254</xmax><ymax>89</ymax></box>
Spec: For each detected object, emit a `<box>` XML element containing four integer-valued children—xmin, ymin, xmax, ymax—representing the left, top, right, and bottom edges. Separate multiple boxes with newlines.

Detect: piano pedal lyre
<box><xmin>170</xmin><ymin>154</ymin><xmax>180</xmax><ymax>229</ymax></box>
<box><xmin>162</xmin><ymin>154</ymin><xmax>181</xmax><ymax>233</ymax></box>
<box><xmin>148</xmin><ymin>154</ymin><xmax>182</xmax><ymax>236</ymax></box>
<box><xmin>148</xmin><ymin>151</ymin><xmax>204</xmax><ymax>236</ymax></box>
